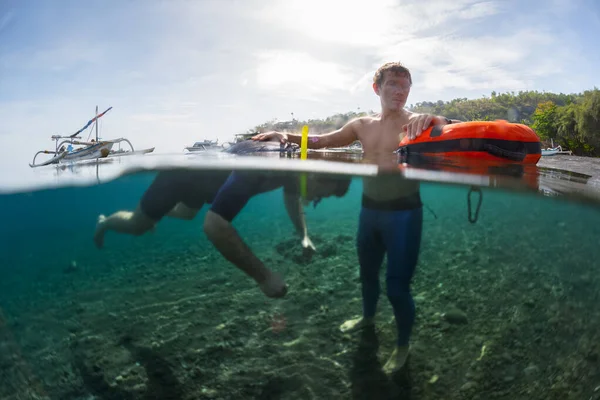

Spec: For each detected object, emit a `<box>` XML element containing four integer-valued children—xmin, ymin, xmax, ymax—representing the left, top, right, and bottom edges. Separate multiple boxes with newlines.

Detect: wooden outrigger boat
<box><xmin>29</xmin><ymin>106</ymin><xmax>155</xmax><ymax>168</ymax></box>
<box><xmin>541</xmin><ymin>139</ymin><xmax>573</xmax><ymax>156</ymax></box>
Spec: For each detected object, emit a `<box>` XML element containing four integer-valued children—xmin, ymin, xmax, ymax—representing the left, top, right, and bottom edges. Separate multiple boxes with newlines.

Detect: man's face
<box><xmin>373</xmin><ymin>71</ymin><xmax>411</xmax><ymax>111</ymax></box>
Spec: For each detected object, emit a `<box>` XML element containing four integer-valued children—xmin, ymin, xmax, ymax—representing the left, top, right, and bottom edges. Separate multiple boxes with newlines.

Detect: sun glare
<box><xmin>255</xmin><ymin>51</ymin><xmax>354</xmax><ymax>92</ymax></box>
<box><xmin>257</xmin><ymin>0</ymin><xmax>399</xmax><ymax>47</ymax></box>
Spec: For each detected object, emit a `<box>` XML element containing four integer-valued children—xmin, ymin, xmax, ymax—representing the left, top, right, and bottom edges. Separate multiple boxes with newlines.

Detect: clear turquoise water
<box><xmin>1</xmin><ymin>154</ymin><xmax>599</xmax><ymax>400</ymax></box>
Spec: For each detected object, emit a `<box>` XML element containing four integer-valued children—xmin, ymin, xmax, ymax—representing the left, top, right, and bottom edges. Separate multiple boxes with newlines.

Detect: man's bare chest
<box><xmin>359</xmin><ymin>126</ymin><xmax>404</xmax><ymax>154</ymax></box>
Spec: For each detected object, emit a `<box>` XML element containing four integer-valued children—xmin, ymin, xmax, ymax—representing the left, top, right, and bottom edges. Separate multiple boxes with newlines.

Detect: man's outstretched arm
<box><xmin>252</xmin><ymin>119</ymin><xmax>361</xmax><ymax>149</ymax></box>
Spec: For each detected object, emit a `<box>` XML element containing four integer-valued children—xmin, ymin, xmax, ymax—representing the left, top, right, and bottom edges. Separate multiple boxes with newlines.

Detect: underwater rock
<box><xmin>319</xmin><ymin>242</ymin><xmax>338</xmax><ymax>258</ymax></box>
<box><xmin>523</xmin><ymin>298</ymin><xmax>536</xmax><ymax>308</ymax></box>
<box><xmin>523</xmin><ymin>364</ymin><xmax>539</xmax><ymax>378</ymax></box>
<box><xmin>63</xmin><ymin>260</ymin><xmax>78</xmax><ymax>274</ymax></box>
<box><xmin>441</xmin><ymin>308</ymin><xmax>468</xmax><ymax>324</ymax></box>
<box><xmin>274</xmin><ymin>235</ymin><xmax>339</xmax><ymax>264</ymax></box>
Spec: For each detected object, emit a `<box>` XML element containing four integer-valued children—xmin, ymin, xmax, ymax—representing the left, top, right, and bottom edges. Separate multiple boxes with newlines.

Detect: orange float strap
<box><xmin>396</xmin><ymin>120</ymin><xmax>542</xmax><ymax>165</ymax></box>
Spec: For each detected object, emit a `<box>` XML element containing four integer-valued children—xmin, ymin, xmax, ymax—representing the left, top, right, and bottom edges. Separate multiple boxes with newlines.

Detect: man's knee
<box><xmin>386</xmin><ymin>286</ymin><xmax>415</xmax><ymax>317</ymax></box>
<box><xmin>131</xmin><ymin>207</ymin><xmax>157</xmax><ymax>235</ymax></box>
<box><xmin>386</xmin><ymin>276</ymin><xmax>411</xmax><ymax>298</ymax></box>
<box><xmin>359</xmin><ymin>263</ymin><xmax>381</xmax><ymax>284</ymax></box>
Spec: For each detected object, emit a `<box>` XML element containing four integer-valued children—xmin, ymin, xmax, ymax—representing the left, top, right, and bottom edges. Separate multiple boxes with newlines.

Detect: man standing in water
<box><xmin>252</xmin><ymin>62</ymin><xmax>460</xmax><ymax>374</ymax></box>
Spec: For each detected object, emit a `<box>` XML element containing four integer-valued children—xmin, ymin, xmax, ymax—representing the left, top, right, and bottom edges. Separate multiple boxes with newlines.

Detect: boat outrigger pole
<box><xmin>69</xmin><ymin>106</ymin><xmax>113</xmax><ymax>139</ymax></box>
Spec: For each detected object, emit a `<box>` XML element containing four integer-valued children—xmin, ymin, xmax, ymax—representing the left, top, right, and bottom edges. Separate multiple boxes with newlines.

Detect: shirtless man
<box><xmin>252</xmin><ymin>61</ymin><xmax>460</xmax><ymax>373</ymax></box>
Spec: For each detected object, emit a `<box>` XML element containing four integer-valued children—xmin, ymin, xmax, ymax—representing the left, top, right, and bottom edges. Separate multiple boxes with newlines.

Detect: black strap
<box><xmin>467</xmin><ymin>186</ymin><xmax>482</xmax><ymax>223</ymax></box>
<box><xmin>483</xmin><ymin>143</ymin><xmax>526</xmax><ymax>162</ymax></box>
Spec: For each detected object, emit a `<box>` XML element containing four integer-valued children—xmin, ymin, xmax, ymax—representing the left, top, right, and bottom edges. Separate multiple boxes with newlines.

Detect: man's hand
<box><xmin>258</xmin><ymin>271</ymin><xmax>288</xmax><ymax>298</ymax></box>
<box><xmin>301</xmin><ymin>236</ymin><xmax>316</xmax><ymax>259</ymax></box>
<box><xmin>302</xmin><ymin>236</ymin><xmax>316</xmax><ymax>252</ymax></box>
<box><xmin>403</xmin><ymin>114</ymin><xmax>449</xmax><ymax>140</ymax></box>
<box><xmin>251</xmin><ymin>131</ymin><xmax>287</xmax><ymax>143</ymax></box>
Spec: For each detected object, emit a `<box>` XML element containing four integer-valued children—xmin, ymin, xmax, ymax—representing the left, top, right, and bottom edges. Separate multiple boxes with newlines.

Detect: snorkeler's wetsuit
<box><xmin>357</xmin><ymin>191</ymin><xmax>423</xmax><ymax>346</ymax></box>
<box><xmin>139</xmin><ymin>169</ymin><xmax>297</xmax><ymax>222</ymax></box>
<box><xmin>139</xmin><ymin>170</ymin><xmax>232</xmax><ymax>221</ymax></box>
<box><xmin>139</xmin><ymin>140</ymin><xmax>293</xmax><ymax>221</ymax></box>
<box><xmin>210</xmin><ymin>171</ymin><xmax>298</xmax><ymax>222</ymax></box>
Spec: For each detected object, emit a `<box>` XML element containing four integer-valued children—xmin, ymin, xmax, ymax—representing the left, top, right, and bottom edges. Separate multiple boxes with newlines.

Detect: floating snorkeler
<box><xmin>252</xmin><ymin>62</ymin><xmax>461</xmax><ymax>374</ymax></box>
<box><xmin>93</xmin><ymin>138</ymin><xmax>351</xmax><ymax>298</ymax></box>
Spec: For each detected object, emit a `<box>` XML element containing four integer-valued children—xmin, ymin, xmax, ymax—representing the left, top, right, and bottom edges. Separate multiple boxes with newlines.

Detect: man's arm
<box><xmin>403</xmin><ymin>113</ymin><xmax>463</xmax><ymax>140</ymax></box>
<box><xmin>252</xmin><ymin>118</ymin><xmax>361</xmax><ymax>149</ymax></box>
<box><xmin>203</xmin><ymin>172</ymin><xmax>287</xmax><ymax>298</ymax></box>
<box><xmin>204</xmin><ymin>210</ymin><xmax>268</xmax><ymax>282</ymax></box>
<box><xmin>283</xmin><ymin>192</ymin><xmax>306</xmax><ymax>237</ymax></box>
<box><xmin>283</xmin><ymin>192</ymin><xmax>316</xmax><ymax>253</ymax></box>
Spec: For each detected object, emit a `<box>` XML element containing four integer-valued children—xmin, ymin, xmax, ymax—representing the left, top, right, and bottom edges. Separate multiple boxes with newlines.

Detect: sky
<box><xmin>0</xmin><ymin>0</ymin><xmax>599</xmax><ymax>174</ymax></box>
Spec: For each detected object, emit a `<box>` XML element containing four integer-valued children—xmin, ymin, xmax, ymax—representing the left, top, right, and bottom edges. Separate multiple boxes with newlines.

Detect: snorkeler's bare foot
<box><xmin>93</xmin><ymin>215</ymin><xmax>107</xmax><ymax>249</ymax></box>
<box><xmin>383</xmin><ymin>345</ymin><xmax>409</xmax><ymax>375</ymax></box>
<box><xmin>258</xmin><ymin>271</ymin><xmax>288</xmax><ymax>298</ymax></box>
<box><xmin>339</xmin><ymin>317</ymin><xmax>374</xmax><ymax>333</ymax></box>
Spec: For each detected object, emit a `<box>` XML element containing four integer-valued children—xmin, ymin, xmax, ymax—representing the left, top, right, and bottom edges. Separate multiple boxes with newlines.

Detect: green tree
<box><xmin>531</xmin><ymin>101</ymin><xmax>558</xmax><ymax>140</ymax></box>
<box><xmin>575</xmin><ymin>89</ymin><xmax>600</xmax><ymax>153</ymax></box>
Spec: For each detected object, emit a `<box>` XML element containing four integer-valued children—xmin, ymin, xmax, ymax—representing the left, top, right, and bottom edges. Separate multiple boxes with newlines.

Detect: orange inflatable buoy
<box><xmin>397</xmin><ymin>120</ymin><xmax>542</xmax><ymax>164</ymax></box>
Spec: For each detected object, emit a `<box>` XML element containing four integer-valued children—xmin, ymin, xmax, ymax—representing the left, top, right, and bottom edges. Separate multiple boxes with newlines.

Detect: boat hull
<box><xmin>108</xmin><ymin>147</ymin><xmax>155</xmax><ymax>157</ymax></box>
<box><xmin>62</xmin><ymin>142</ymin><xmax>114</xmax><ymax>161</ymax></box>
<box><xmin>542</xmin><ymin>149</ymin><xmax>559</xmax><ymax>156</ymax></box>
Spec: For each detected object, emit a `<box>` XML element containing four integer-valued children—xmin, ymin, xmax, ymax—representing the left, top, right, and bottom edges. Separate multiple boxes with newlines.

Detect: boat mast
<box><xmin>95</xmin><ymin>105</ymin><xmax>99</xmax><ymax>141</ymax></box>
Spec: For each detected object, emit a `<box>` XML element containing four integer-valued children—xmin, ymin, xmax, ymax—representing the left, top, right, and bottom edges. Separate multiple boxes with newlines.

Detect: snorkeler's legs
<box><xmin>381</xmin><ymin>206</ymin><xmax>423</xmax><ymax>373</ymax></box>
<box><xmin>340</xmin><ymin>207</ymin><xmax>384</xmax><ymax>333</ymax></box>
<box><xmin>94</xmin><ymin>204</ymin><xmax>156</xmax><ymax>249</ymax></box>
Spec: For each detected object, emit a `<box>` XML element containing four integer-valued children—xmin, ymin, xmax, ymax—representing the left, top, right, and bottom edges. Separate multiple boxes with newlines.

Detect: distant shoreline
<box><xmin>537</xmin><ymin>154</ymin><xmax>600</xmax><ymax>185</ymax></box>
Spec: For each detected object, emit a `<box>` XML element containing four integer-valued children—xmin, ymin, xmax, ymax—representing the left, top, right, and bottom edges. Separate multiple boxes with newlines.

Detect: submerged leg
<box><xmin>94</xmin><ymin>204</ymin><xmax>156</xmax><ymax>248</ymax></box>
<box><xmin>381</xmin><ymin>207</ymin><xmax>423</xmax><ymax>373</ymax></box>
<box><xmin>94</xmin><ymin>170</ymin><xmax>187</xmax><ymax>248</ymax></box>
<box><xmin>167</xmin><ymin>202</ymin><xmax>200</xmax><ymax>220</ymax></box>
<box><xmin>340</xmin><ymin>207</ymin><xmax>385</xmax><ymax>333</ymax></box>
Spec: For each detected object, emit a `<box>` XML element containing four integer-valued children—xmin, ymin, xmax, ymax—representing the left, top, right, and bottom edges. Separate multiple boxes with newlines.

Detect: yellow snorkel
<box><xmin>300</xmin><ymin>125</ymin><xmax>309</xmax><ymax>201</ymax></box>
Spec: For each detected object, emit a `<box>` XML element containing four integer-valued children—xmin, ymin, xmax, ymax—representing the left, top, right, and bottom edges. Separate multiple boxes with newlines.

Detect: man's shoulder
<box><xmin>346</xmin><ymin>115</ymin><xmax>379</xmax><ymax>129</ymax></box>
<box><xmin>349</xmin><ymin>115</ymin><xmax>380</xmax><ymax>134</ymax></box>
<box><xmin>406</xmin><ymin>110</ymin><xmax>424</xmax><ymax>120</ymax></box>
<box><xmin>356</xmin><ymin>115</ymin><xmax>381</xmax><ymax>123</ymax></box>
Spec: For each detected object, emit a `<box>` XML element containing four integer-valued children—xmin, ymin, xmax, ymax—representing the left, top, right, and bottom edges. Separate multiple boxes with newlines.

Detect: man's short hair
<box><xmin>373</xmin><ymin>62</ymin><xmax>413</xmax><ymax>88</ymax></box>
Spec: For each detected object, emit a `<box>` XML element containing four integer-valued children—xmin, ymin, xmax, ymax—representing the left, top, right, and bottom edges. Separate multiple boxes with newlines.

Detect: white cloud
<box><xmin>457</xmin><ymin>1</ymin><xmax>500</xmax><ymax>19</ymax></box>
<box><xmin>242</xmin><ymin>0</ymin><xmax>588</xmax><ymax>100</ymax></box>
<box><xmin>254</xmin><ymin>50</ymin><xmax>357</xmax><ymax>95</ymax></box>
<box><xmin>251</xmin><ymin>0</ymin><xmax>399</xmax><ymax>47</ymax></box>
<box><xmin>246</xmin><ymin>0</ymin><xmax>539</xmax><ymax>97</ymax></box>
